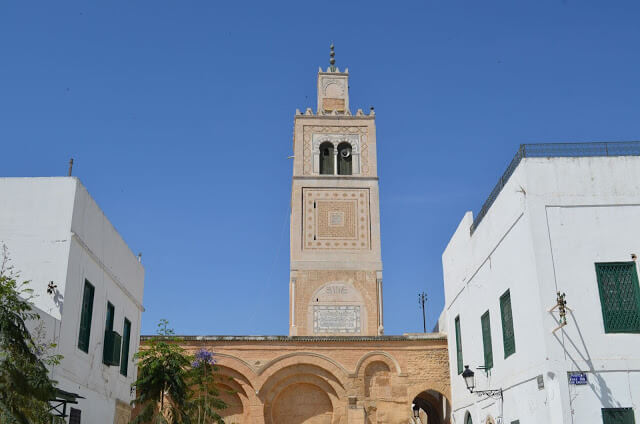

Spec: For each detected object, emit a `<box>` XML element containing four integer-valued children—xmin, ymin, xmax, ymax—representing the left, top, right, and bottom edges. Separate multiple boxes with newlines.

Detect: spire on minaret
<box><xmin>329</xmin><ymin>43</ymin><xmax>336</xmax><ymax>72</ymax></box>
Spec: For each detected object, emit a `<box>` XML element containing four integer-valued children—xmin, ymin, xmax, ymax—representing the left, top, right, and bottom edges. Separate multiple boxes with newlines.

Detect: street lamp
<box><xmin>462</xmin><ymin>365</ymin><xmax>475</xmax><ymax>392</ymax></box>
<box><xmin>461</xmin><ymin>365</ymin><xmax>502</xmax><ymax>399</ymax></box>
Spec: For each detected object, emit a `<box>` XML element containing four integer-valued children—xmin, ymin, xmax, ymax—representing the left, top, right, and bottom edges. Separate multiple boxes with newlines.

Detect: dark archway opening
<box><xmin>337</xmin><ymin>142</ymin><xmax>352</xmax><ymax>175</ymax></box>
<box><xmin>319</xmin><ymin>142</ymin><xmax>334</xmax><ymax>175</ymax></box>
<box><xmin>412</xmin><ymin>390</ymin><xmax>451</xmax><ymax>424</ymax></box>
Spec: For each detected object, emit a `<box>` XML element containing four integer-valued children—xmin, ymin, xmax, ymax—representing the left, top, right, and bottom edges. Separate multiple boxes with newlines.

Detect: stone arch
<box><xmin>319</xmin><ymin>141</ymin><xmax>334</xmax><ymax>175</ymax></box>
<box><xmin>354</xmin><ymin>351</ymin><xmax>403</xmax><ymax>377</ymax></box>
<box><xmin>410</xmin><ymin>389</ymin><xmax>452</xmax><ymax>424</ymax></box>
<box><xmin>257</xmin><ymin>352</ymin><xmax>349</xmax><ymax>385</ymax></box>
<box><xmin>308</xmin><ymin>281</ymin><xmax>367</xmax><ymax>335</ymax></box>
<box><xmin>270</xmin><ymin>383</ymin><xmax>333</xmax><ymax>424</ymax></box>
<box><xmin>261</xmin><ymin>368</ymin><xmax>344</xmax><ymax>424</ymax></box>
<box><xmin>312</xmin><ymin>133</ymin><xmax>361</xmax><ymax>175</ymax></box>
<box><xmin>259</xmin><ymin>363</ymin><xmax>346</xmax><ymax>401</ymax></box>
<box><xmin>217</xmin><ymin>382</ymin><xmax>244</xmax><ymax>424</ymax></box>
<box><xmin>337</xmin><ymin>142</ymin><xmax>352</xmax><ymax>175</ymax></box>
<box><xmin>207</xmin><ymin>361</ymin><xmax>259</xmax><ymax>424</ymax></box>
<box><xmin>364</xmin><ymin>361</ymin><xmax>391</xmax><ymax>399</ymax></box>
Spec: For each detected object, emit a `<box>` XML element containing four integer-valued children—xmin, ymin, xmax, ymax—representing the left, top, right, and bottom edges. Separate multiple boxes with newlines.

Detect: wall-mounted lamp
<box><xmin>462</xmin><ymin>365</ymin><xmax>503</xmax><ymax>399</ymax></box>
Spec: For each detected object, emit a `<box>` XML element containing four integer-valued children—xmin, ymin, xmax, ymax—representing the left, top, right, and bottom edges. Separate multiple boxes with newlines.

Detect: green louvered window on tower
<box><xmin>596</xmin><ymin>262</ymin><xmax>640</xmax><ymax>333</ymax></box>
<box><xmin>500</xmin><ymin>290</ymin><xmax>516</xmax><ymax>358</ymax></box>
<box><xmin>455</xmin><ymin>315</ymin><xmax>463</xmax><ymax>374</ymax></box>
<box><xmin>481</xmin><ymin>310</ymin><xmax>493</xmax><ymax>370</ymax></box>
<box><xmin>465</xmin><ymin>413</ymin><xmax>473</xmax><ymax>424</ymax></box>
<box><xmin>602</xmin><ymin>408</ymin><xmax>635</xmax><ymax>424</ymax></box>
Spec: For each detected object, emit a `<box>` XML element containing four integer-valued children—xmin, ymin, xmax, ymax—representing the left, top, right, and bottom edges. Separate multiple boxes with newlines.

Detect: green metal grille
<box><xmin>120</xmin><ymin>318</ymin><xmax>131</xmax><ymax>376</ymax></box>
<box><xmin>455</xmin><ymin>316</ymin><xmax>463</xmax><ymax>374</ymax></box>
<box><xmin>77</xmin><ymin>280</ymin><xmax>94</xmax><ymax>353</ymax></box>
<box><xmin>500</xmin><ymin>290</ymin><xmax>516</xmax><ymax>358</ymax></box>
<box><xmin>602</xmin><ymin>408</ymin><xmax>635</xmax><ymax>424</ymax></box>
<box><xmin>481</xmin><ymin>311</ymin><xmax>493</xmax><ymax>370</ymax></box>
<box><xmin>596</xmin><ymin>262</ymin><xmax>640</xmax><ymax>333</ymax></box>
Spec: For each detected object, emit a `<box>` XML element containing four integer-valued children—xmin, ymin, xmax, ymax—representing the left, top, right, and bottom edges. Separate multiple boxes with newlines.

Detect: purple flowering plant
<box><xmin>191</xmin><ymin>348</ymin><xmax>216</xmax><ymax>368</ymax></box>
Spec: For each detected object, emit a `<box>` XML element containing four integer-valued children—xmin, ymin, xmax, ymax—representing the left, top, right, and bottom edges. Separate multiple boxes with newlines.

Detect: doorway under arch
<box><xmin>411</xmin><ymin>389</ymin><xmax>451</xmax><ymax>424</ymax></box>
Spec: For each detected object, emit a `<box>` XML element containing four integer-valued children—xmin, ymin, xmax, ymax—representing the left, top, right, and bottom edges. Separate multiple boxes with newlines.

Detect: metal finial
<box><xmin>329</xmin><ymin>43</ymin><xmax>336</xmax><ymax>71</ymax></box>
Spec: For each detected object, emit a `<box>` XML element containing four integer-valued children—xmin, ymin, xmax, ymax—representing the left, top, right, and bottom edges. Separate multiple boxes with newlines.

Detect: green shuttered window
<box><xmin>120</xmin><ymin>318</ymin><xmax>131</xmax><ymax>376</ymax></box>
<box><xmin>465</xmin><ymin>413</ymin><xmax>473</xmax><ymax>424</ymax></box>
<box><xmin>78</xmin><ymin>280</ymin><xmax>95</xmax><ymax>353</ymax></box>
<box><xmin>602</xmin><ymin>408</ymin><xmax>635</xmax><ymax>424</ymax></box>
<box><xmin>481</xmin><ymin>311</ymin><xmax>493</xmax><ymax>370</ymax></box>
<box><xmin>596</xmin><ymin>262</ymin><xmax>640</xmax><ymax>333</ymax></box>
<box><xmin>500</xmin><ymin>290</ymin><xmax>516</xmax><ymax>358</ymax></box>
<box><xmin>455</xmin><ymin>315</ymin><xmax>463</xmax><ymax>374</ymax></box>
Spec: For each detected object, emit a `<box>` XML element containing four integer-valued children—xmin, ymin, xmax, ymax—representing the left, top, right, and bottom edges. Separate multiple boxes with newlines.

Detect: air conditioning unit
<box><xmin>103</xmin><ymin>330</ymin><xmax>122</xmax><ymax>366</ymax></box>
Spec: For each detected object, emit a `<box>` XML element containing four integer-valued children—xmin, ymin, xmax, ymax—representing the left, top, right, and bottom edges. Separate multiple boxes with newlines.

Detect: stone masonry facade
<box><xmin>139</xmin><ymin>335</ymin><xmax>450</xmax><ymax>424</ymax></box>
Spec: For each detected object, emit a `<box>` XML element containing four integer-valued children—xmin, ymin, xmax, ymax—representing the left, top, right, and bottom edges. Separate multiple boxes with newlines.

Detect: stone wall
<box><xmin>135</xmin><ymin>335</ymin><xmax>450</xmax><ymax>424</ymax></box>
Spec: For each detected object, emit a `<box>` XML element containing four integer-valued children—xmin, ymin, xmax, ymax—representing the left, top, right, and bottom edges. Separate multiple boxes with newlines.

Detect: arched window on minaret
<box><xmin>337</xmin><ymin>142</ymin><xmax>352</xmax><ymax>175</ymax></box>
<box><xmin>319</xmin><ymin>142</ymin><xmax>334</xmax><ymax>175</ymax></box>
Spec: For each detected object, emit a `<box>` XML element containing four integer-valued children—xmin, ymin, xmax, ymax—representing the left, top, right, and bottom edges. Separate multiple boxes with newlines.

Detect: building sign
<box><xmin>569</xmin><ymin>372</ymin><xmax>588</xmax><ymax>385</ymax></box>
<box><xmin>313</xmin><ymin>305</ymin><xmax>361</xmax><ymax>333</ymax></box>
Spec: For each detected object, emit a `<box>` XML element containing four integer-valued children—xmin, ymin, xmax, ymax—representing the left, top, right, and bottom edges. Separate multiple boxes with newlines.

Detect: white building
<box><xmin>442</xmin><ymin>142</ymin><xmax>640</xmax><ymax>424</ymax></box>
<box><xmin>0</xmin><ymin>177</ymin><xmax>145</xmax><ymax>424</ymax></box>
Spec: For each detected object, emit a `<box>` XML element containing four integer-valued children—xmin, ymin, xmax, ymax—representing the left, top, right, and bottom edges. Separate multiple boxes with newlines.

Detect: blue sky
<box><xmin>1</xmin><ymin>1</ymin><xmax>639</xmax><ymax>335</ymax></box>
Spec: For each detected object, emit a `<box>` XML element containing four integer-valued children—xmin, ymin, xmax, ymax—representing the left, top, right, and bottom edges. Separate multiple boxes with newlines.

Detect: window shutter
<box><xmin>69</xmin><ymin>408</ymin><xmax>81</xmax><ymax>424</ymax></box>
<box><xmin>77</xmin><ymin>280</ymin><xmax>94</xmax><ymax>353</ymax></box>
<box><xmin>481</xmin><ymin>311</ymin><xmax>493</xmax><ymax>370</ymax></box>
<box><xmin>596</xmin><ymin>262</ymin><xmax>640</xmax><ymax>333</ymax></box>
<box><xmin>602</xmin><ymin>408</ymin><xmax>635</xmax><ymax>424</ymax></box>
<box><xmin>500</xmin><ymin>290</ymin><xmax>516</xmax><ymax>358</ymax></box>
<box><xmin>465</xmin><ymin>413</ymin><xmax>473</xmax><ymax>424</ymax></box>
<box><xmin>120</xmin><ymin>319</ymin><xmax>131</xmax><ymax>376</ymax></box>
<box><xmin>455</xmin><ymin>316</ymin><xmax>463</xmax><ymax>374</ymax></box>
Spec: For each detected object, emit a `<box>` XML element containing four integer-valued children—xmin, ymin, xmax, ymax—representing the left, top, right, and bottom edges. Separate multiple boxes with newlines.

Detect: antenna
<box><xmin>68</xmin><ymin>158</ymin><xmax>74</xmax><ymax>176</ymax></box>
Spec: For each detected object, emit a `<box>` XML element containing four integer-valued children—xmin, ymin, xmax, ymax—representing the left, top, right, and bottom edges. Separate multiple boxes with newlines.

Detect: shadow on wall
<box><xmin>552</xmin><ymin>310</ymin><xmax>618</xmax><ymax>409</ymax></box>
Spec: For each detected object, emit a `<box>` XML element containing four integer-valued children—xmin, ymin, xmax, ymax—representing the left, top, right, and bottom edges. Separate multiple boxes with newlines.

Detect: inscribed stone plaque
<box><xmin>313</xmin><ymin>305</ymin><xmax>361</xmax><ymax>334</ymax></box>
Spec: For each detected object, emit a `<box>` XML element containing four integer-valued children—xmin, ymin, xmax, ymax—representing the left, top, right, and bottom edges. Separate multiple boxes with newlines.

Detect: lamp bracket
<box><xmin>471</xmin><ymin>388</ymin><xmax>503</xmax><ymax>400</ymax></box>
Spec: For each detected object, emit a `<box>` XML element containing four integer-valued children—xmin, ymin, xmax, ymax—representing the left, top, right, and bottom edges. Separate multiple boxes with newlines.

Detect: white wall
<box><xmin>0</xmin><ymin>177</ymin><xmax>75</xmax><ymax>320</ymax></box>
<box><xmin>0</xmin><ymin>177</ymin><xmax>145</xmax><ymax>423</ymax></box>
<box><xmin>443</xmin><ymin>156</ymin><xmax>640</xmax><ymax>424</ymax></box>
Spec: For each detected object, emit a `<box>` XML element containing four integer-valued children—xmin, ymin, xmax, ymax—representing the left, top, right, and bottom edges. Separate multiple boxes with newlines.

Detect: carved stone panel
<box><xmin>303</xmin><ymin>188</ymin><xmax>370</xmax><ymax>250</ymax></box>
<box><xmin>313</xmin><ymin>305</ymin><xmax>361</xmax><ymax>334</ymax></box>
<box><xmin>303</xmin><ymin>126</ymin><xmax>369</xmax><ymax>176</ymax></box>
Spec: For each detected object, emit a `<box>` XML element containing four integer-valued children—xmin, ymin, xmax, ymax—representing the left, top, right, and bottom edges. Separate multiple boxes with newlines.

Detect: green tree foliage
<box><xmin>131</xmin><ymin>321</ymin><xmax>229</xmax><ymax>424</ymax></box>
<box><xmin>0</xmin><ymin>247</ymin><xmax>64</xmax><ymax>424</ymax></box>
<box><xmin>187</xmin><ymin>348</ymin><xmax>227</xmax><ymax>424</ymax></box>
<box><xmin>130</xmin><ymin>320</ymin><xmax>192</xmax><ymax>424</ymax></box>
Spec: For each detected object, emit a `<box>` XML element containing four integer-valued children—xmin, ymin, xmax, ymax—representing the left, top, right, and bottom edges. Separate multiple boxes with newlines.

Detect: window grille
<box><xmin>602</xmin><ymin>407</ymin><xmax>635</xmax><ymax>424</ymax></box>
<box><xmin>500</xmin><ymin>290</ymin><xmax>516</xmax><ymax>358</ymax></box>
<box><xmin>77</xmin><ymin>280</ymin><xmax>94</xmax><ymax>353</ymax></box>
<box><xmin>120</xmin><ymin>318</ymin><xmax>131</xmax><ymax>376</ymax></box>
<box><xmin>481</xmin><ymin>311</ymin><xmax>493</xmax><ymax>370</ymax></box>
<box><xmin>455</xmin><ymin>316</ymin><xmax>463</xmax><ymax>374</ymax></box>
<box><xmin>69</xmin><ymin>408</ymin><xmax>81</xmax><ymax>424</ymax></box>
<box><xmin>596</xmin><ymin>262</ymin><xmax>640</xmax><ymax>333</ymax></box>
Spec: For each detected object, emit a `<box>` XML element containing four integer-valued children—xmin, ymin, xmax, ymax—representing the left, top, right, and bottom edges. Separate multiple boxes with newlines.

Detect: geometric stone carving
<box><xmin>303</xmin><ymin>126</ymin><xmax>369</xmax><ymax>176</ymax></box>
<box><xmin>303</xmin><ymin>188</ymin><xmax>370</xmax><ymax>250</ymax></box>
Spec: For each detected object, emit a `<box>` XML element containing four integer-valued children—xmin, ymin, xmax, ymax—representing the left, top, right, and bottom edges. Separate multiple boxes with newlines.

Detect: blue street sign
<box><xmin>569</xmin><ymin>372</ymin><xmax>588</xmax><ymax>385</ymax></box>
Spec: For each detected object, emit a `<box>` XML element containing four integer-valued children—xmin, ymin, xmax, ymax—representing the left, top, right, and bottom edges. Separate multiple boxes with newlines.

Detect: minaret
<box><xmin>289</xmin><ymin>45</ymin><xmax>383</xmax><ymax>336</ymax></box>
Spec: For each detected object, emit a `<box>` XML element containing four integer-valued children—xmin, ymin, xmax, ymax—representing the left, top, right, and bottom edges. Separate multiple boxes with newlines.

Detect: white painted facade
<box><xmin>442</xmin><ymin>153</ymin><xmax>640</xmax><ymax>424</ymax></box>
<box><xmin>0</xmin><ymin>177</ymin><xmax>144</xmax><ymax>423</ymax></box>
